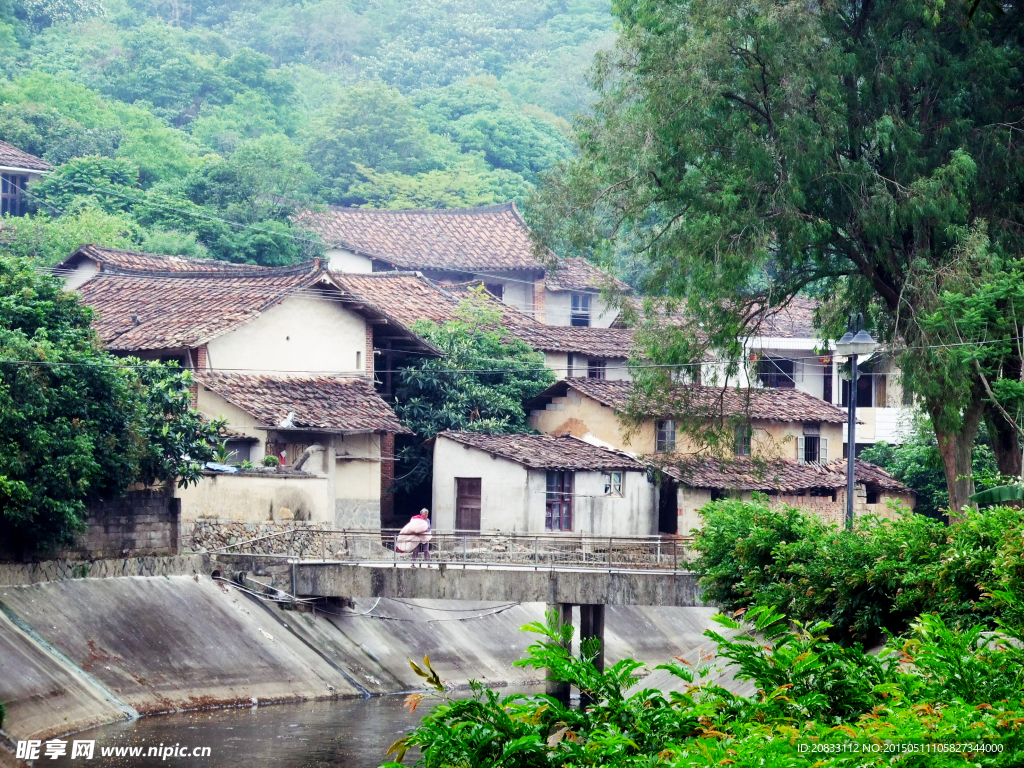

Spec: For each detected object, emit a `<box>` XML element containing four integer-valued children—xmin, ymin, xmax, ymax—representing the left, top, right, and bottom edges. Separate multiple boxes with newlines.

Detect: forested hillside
<box><xmin>0</xmin><ymin>0</ymin><xmax>613</xmax><ymax>265</ymax></box>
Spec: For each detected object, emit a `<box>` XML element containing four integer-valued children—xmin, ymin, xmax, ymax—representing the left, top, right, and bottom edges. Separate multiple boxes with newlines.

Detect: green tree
<box><xmin>531</xmin><ymin>0</ymin><xmax>1024</xmax><ymax>515</ymax></box>
<box><xmin>303</xmin><ymin>83</ymin><xmax>454</xmax><ymax>205</ymax></box>
<box><xmin>0</xmin><ymin>255</ymin><xmax>221</xmax><ymax>552</ymax></box>
<box><xmin>393</xmin><ymin>296</ymin><xmax>556</xmax><ymax>489</ymax></box>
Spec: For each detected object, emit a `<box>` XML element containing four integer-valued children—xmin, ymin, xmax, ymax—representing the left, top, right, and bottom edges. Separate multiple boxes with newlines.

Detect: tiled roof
<box><xmin>510</xmin><ymin>326</ymin><xmax>635</xmax><ymax>358</ymax></box>
<box><xmin>758</xmin><ymin>295</ymin><xmax>819</xmax><ymax>339</ymax></box>
<box><xmin>297</xmin><ymin>203</ymin><xmax>543</xmax><ymax>272</ymax></box>
<box><xmin>77</xmin><ymin>261</ymin><xmax>331</xmax><ymax>352</ymax></box>
<box><xmin>69</xmin><ymin>248</ymin><xmax>439</xmax><ymax>356</ymax></box>
<box><xmin>437</xmin><ymin>431</ymin><xmax>645</xmax><ymax>471</ymax></box>
<box><xmin>198</xmin><ymin>373</ymin><xmax>410</xmax><ymax>434</ymax></box>
<box><xmin>546</xmin><ymin>257</ymin><xmax>632</xmax><ymax>293</ymax></box>
<box><xmin>0</xmin><ymin>140</ymin><xmax>51</xmax><ymax>172</ymax></box>
<box><xmin>530</xmin><ymin>378</ymin><xmax>848</xmax><ymax>423</ymax></box>
<box><xmin>335</xmin><ymin>272</ymin><xmax>636</xmax><ymax>358</ymax></box>
<box><xmin>656</xmin><ymin>456</ymin><xmax>910</xmax><ymax>494</ymax></box>
<box><xmin>57</xmin><ymin>244</ymin><xmax>267</xmax><ymax>274</ymax></box>
<box><xmin>334</xmin><ymin>272</ymin><xmax>463</xmax><ymax>325</ymax></box>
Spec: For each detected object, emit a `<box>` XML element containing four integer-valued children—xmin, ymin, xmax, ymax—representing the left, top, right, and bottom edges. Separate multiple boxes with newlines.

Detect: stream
<box><xmin>49</xmin><ymin>689</ymin><xmax>541</xmax><ymax>767</ymax></box>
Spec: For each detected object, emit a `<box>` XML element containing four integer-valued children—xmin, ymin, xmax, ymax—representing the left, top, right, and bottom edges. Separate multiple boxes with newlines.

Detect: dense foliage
<box><xmin>384</xmin><ymin>500</ymin><xmax>1024</xmax><ymax>766</ymax></box>
<box><xmin>691</xmin><ymin>499</ymin><xmax>1024</xmax><ymax>646</ymax></box>
<box><xmin>531</xmin><ymin>0</ymin><xmax>1024</xmax><ymax>512</ymax></box>
<box><xmin>0</xmin><ymin>255</ymin><xmax>221</xmax><ymax>552</ymax></box>
<box><xmin>0</xmin><ymin>0</ymin><xmax>609</xmax><ymax>266</ymax></box>
<box><xmin>393</xmin><ymin>296</ymin><xmax>556</xmax><ymax>491</ymax></box>
<box><xmin>859</xmin><ymin>420</ymin><xmax>1001</xmax><ymax>519</ymax></box>
<box><xmin>385</xmin><ymin>602</ymin><xmax>1024</xmax><ymax>767</ymax></box>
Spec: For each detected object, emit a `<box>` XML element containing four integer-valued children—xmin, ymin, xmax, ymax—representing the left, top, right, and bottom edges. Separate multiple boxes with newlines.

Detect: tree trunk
<box><xmin>985</xmin><ymin>406</ymin><xmax>1022</xmax><ymax>480</ymax></box>
<box><xmin>930</xmin><ymin>388</ymin><xmax>985</xmax><ymax>522</ymax></box>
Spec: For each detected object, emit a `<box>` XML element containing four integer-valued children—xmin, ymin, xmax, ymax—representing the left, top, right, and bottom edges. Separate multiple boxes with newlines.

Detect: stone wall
<box><xmin>334</xmin><ymin>499</ymin><xmax>380</xmax><ymax>529</ymax></box>
<box><xmin>184</xmin><ymin>518</ymin><xmax>335</xmax><ymax>556</ymax></box>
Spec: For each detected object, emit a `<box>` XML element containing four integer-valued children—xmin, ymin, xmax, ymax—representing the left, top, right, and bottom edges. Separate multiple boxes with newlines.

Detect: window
<box><xmin>356</xmin><ymin>350</ymin><xmax>362</xmax><ymax>370</ymax></box>
<box><xmin>758</xmin><ymin>357</ymin><xmax>795</xmax><ymax>388</ymax></box>
<box><xmin>603</xmin><ymin>471</ymin><xmax>623</xmax><ymax>496</ymax></box>
<box><xmin>546</xmin><ymin>471</ymin><xmax>573</xmax><ymax>531</ymax></box>
<box><xmin>655</xmin><ymin>420</ymin><xmax>676</xmax><ymax>453</ymax></box>
<box><xmin>866</xmin><ymin>489</ymin><xmax>879</xmax><ymax>504</ymax></box>
<box><xmin>455</xmin><ymin>477</ymin><xmax>482</xmax><ymax>531</ymax></box>
<box><xmin>571</xmin><ymin>293</ymin><xmax>592</xmax><ymax>326</ymax></box>
<box><xmin>587</xmin><ymin>359</ymin><xmax>607</xmax><ymax>379</ymax></box>
<box><xmin>797</xmin><ymin>435</ymin><xmax>828</xmax><ymax>464</ymax></box>
<box><xmin>224</xmin><ymin>439</ymin><xmax>252</xmax><ymax>464</ymax></box>
<box><xmin>841</xmin><ymin>373</ymin><xmax>875</xmax><ymax>407</ymax></box>
<box><xmin>734</xmin><ymin>425</ymin><xmax>752</xmax><ymax>456</ymax></box>
<box><xmin>822</xmin><ymin>359</ymin><xmax>833</xmax><ymax>403</ymax></box>
<box><xmin>484</xmin><ymin>283</ymin><xmax>504</xmax><ymax>300</ymax></box>
<box><xmin>710</xmin><ymin>489</ymin><xmax>728</xmax><ymax>502</ymax></box>
<box><xmin>1</xmin><ymin>174</ymin><xmax>28</xmax><ymax>217</ymax></box>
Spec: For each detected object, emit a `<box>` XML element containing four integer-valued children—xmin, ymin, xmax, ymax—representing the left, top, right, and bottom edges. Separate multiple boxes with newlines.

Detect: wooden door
<box><xmin>455</xmin><ymin>477</ymin><xmax>482</xmax><ymax>531</ymax></box>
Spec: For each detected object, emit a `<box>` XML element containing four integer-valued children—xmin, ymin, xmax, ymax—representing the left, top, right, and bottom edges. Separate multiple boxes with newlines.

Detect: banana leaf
<box><xmin>969</xmin><ymin>484</ymin><xmax>1024</xmax><ymax>505</ymax></box>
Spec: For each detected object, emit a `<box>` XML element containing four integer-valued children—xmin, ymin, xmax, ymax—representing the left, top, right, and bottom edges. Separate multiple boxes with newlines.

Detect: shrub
<box><xmin>691</xmin><ymin>498</ymin><xmax>1024</xmax><ymax>645</ymax></box>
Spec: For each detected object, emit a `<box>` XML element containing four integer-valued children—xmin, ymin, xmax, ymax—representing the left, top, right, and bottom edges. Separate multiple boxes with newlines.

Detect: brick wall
<box><xmin>56</xmin><ymin>488</ymin><xmax>181</xmax><ymax>560</ymax></box>
<box><xmin>190</xmin><ymin>345</ymin><xmax>208</xmax><ymax>407</ymax></box>
<box><xmin>380</xmin><ymin>431</ymin><xmax>395</xmax><ymax>524</ymax></box>
<box><xmin>532</xmin><ymin>278</ymin><xmax>546</xmax><ymax>323</ymax></box>
<box><xmin>365</xmin><ymin>324</ymin><xmax>375</xmax><ymax>377</ymax></box>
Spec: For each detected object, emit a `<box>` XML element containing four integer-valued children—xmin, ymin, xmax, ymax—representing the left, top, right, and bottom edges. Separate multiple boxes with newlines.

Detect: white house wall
<box><xmin>432</xmin><ymin>437</ymin><xmax>531</xmax><ymax>531</ymax></box>
<box><xmin>206</xmin><ymin>293</ymin><xmax>367</xmax><ymax>376</ymax></box>
<box><xmin>326</xmin><ymin>248</ymin><xmax>374</xmax><ymax>273</ymax></box>
<box><xmin>544</xmin><ymin>289</ymin><xmax>619</xmax><ymax>328</ymax></box>
<box><xmin>62</xmin><ymin>261</ymin><xmax>100</xmax><ymax>291</ymax></box>
<box><xmin>566</xmin><ymin>469</ymin><xmax>656</xmax><ymax>536</ymax></box>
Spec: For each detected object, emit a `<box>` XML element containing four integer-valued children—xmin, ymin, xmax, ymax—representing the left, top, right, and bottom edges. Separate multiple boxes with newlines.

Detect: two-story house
<box><xmin>296</xmin><ymin>202</ymin><xmax>631</xmax><ymax>328</ymax></box>
<box><xmin>55</xmin><ymin>245</ymin><xmax>438</xmax><ymax>529</ymax></box>
<box><xmin>526</xmin><ymin>377</ymin><xmax>913</xmax><ymax>534</ymax></box>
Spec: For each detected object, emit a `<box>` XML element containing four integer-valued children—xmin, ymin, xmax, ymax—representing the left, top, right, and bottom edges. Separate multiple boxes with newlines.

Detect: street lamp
<box><xmin>835</xmin><ymin>313</ymin><xmax>877</xmax><ymax>530</ymax></box>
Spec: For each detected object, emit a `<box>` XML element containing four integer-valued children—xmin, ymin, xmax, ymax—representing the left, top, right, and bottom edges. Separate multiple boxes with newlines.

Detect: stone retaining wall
<box><xmin>0</xmin><ymin>555</ymin><xmax>208</xmax><ymax>587</ymax></box>
<box><xmin>184</xmin><ymin>519</ymin><xmax>334</xmax><ymax>556</ymax></box>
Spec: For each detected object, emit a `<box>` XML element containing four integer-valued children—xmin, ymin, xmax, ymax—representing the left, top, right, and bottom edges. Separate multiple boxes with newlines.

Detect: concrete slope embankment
<box><xmin>0</xmin><ymin>575</ymin><xmax>363</xmax><ymax>741</ymax></box>
<box><xmin>0</xmin><ymin>573</ymin><xmax>724</xmax><ymax>745</ymax></box>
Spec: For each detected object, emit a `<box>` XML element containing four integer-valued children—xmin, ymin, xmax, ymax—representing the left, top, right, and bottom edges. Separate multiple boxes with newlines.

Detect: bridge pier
<box><xmin>544</xmin><ymin>603</ymin><xmax>606</xmax><ymax>709</ymax></box>
<box><xmin>579</xmin><ymin>604</ymin><xmax>605</xmax><ymax>709</ymax></box>
<box><xmin>545</xmin><ymin>602</ymin><xmax>572</xmax><ymax>706</ymax></box>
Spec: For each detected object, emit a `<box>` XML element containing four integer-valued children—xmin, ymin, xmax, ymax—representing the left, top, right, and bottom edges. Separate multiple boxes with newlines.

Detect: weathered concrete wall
<box><xmin>206</xmin><ymin>292</ymin><xmax>368</xmax><ymax>376</ymax></box>
<box><xmin>0</xmin><ymin>576</ymin><xmax>363</xmax><ymax>730</ymax></box>
<box><xmin>0</xmin><ymin>555</ymin><xmax>206</xmax><ymax>587</ymax></box>
<box><xmin>177</xmin><ymin>472</ymin><xmax>331</xmax><ymax>524</ymax></box>
<box><xmin>293</xmin><ymin>563</ymin><xmax>702</xmax><ymax>606</ymax></box>
<box><xmin>432</xmin><ymin>438</ymin><xmax>530</xmax><ymax>531</ymax></box>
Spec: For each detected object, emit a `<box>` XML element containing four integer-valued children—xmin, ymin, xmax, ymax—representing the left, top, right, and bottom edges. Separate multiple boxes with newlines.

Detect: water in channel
<box><xmin>50</xmin><ymin>689</ymin><xmax>541</xmax><ymax>767</ymax></box>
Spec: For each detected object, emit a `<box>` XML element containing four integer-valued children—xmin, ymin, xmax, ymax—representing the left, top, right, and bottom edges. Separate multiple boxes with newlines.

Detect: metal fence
<box><xmin>211</xmin><ymin>529</ymin><xmax>693</xmax><ymax>571</ymax></box>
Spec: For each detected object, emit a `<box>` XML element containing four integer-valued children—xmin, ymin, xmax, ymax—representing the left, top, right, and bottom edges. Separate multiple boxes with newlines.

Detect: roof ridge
<box><xmin>100</xmin><ymin>261</ymin><xmax>322</xmax><ymax>279</ymax></box>
<box><xmin>320</xmin><ymin>202</ymin><xmax>516</xmax><ymax>216</ymax></box>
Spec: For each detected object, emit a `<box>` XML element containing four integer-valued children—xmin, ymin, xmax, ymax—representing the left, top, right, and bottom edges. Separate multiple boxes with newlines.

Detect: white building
<box><xmin>431</xmin><ymin>431</ymin><xmax>656</xmax><ymax>536</ymax></box>
<box><xmin>296</xmin><ymin>202</ymin><xmax>631</xmax><ymax>328</ymax></box>
<box><xmin>55</xmin><ymin>245</ymin><xmax>437</xmax><ymax>529</ymax></box>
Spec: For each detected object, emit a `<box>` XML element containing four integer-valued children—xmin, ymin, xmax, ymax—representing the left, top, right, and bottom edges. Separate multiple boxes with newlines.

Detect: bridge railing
<box><xmin>212</xmin><ymin>529</ymin><xmax>694</xmax><ymax>571</ymax></box>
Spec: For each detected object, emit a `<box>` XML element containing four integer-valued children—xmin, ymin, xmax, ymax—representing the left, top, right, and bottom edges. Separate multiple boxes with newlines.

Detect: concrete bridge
<box><xmin>212</xmin><ymin>529</ymin><xmax>705</xmax><ymax>705</ymax></box>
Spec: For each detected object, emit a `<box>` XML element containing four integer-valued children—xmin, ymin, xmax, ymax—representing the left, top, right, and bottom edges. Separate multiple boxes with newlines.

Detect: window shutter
<box><xmin>797</xmin><ymin>436</ymin><xmax>805</xmax><ymax>463</ymax></box>
<box><xmin>820</xmin><ymin>438</ymin><xmax>828</xmax><ymax>462</ymax></box>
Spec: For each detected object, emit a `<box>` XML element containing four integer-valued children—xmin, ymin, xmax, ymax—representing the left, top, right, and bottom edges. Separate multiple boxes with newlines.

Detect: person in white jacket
<box><xmin>396</xmin><ymin>509</ymin><xmax>432</xmax><ymax>563</ymax></box>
